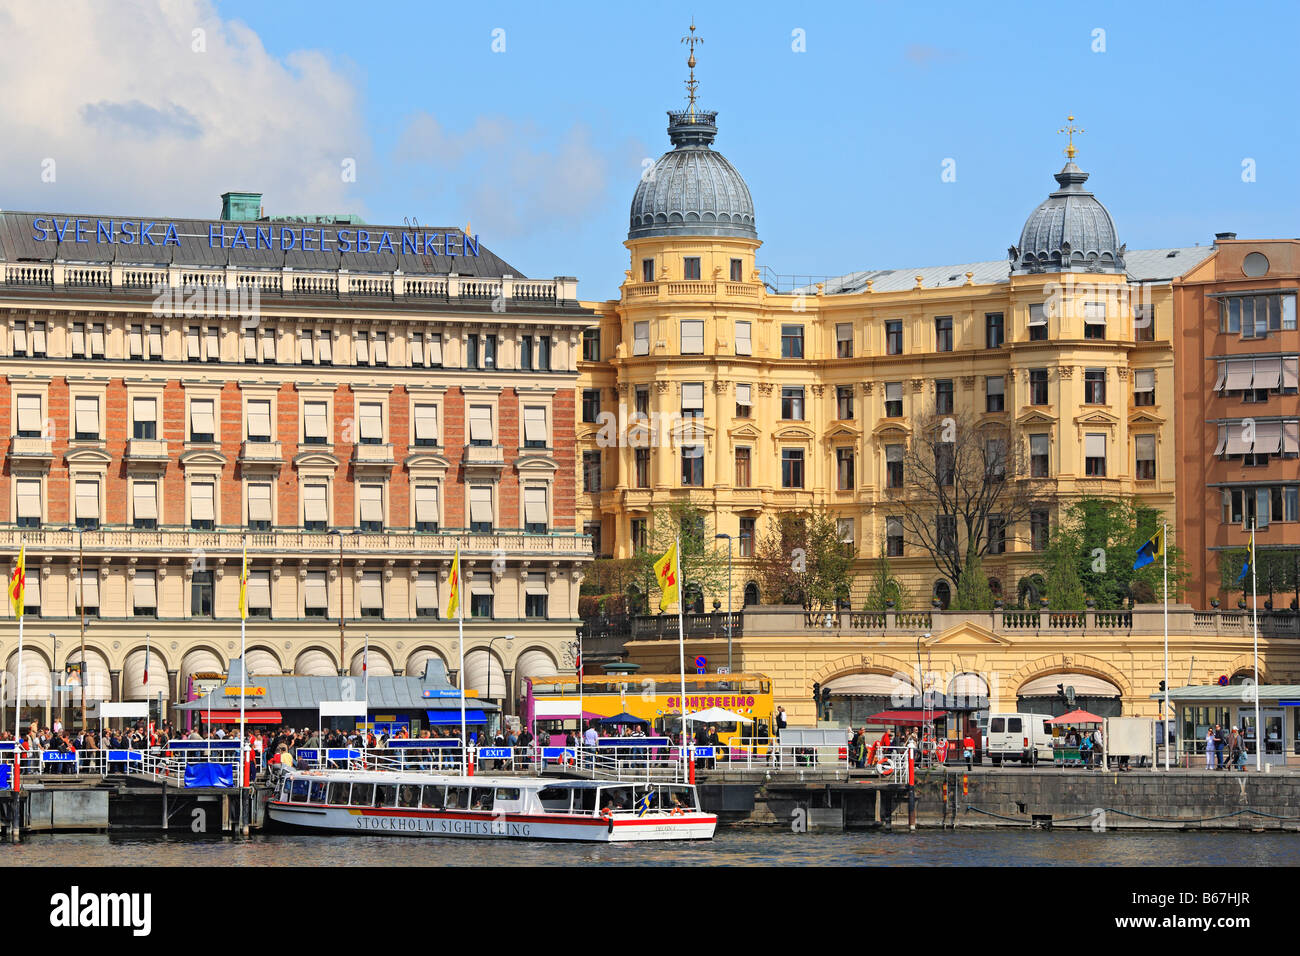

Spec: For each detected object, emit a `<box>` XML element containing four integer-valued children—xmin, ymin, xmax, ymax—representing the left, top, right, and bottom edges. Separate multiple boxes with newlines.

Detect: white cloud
<box><xmin>0</xmin><ymin>0</ymin><xmax>371</xmax><ymax>218</ymax></box>
<box><xmin>394</xmin><ymin>112</ymin><xmax>619</xmax><ymax>240</ymax></box>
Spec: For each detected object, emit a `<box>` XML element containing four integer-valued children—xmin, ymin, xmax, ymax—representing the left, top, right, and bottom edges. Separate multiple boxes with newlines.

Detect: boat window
<box><xmin>398</xmin><ymin>785</ymin><xmax>421</xmax><ymax>809</ymax></box>
<box><xmin>574</xmin><ymin>788</ymin><xmax>597</xmax><ymax>812</ymax></box>
<box><xmin>537</xmin><ymin>787</ymin><xmax>572</xmax><ymax>812</ymax></box>
<box><xmin>665</xmin><ymin>786</ymin><xmax>695</xmax><ymax>811</ymax></box>
<box><xmin>327</xmin><ymin>782</ymin><xmax>351</xmax><ymax>805</ymax></box>
<box><xmin>290</xmin><ymin>778</ymin><xmax>310</xmax><ymax>803</ymax></box>
<box><xmin>470</xmin><ymin>788</ymin><xmax>495</xmax><ymax>811</ymax></box>
<box><xmin>602</xmin><ymin>787</ymin><xmax>633</xmax><ymax>810</ymax></box>
<box><xmin>309</xmin><ymin>781</ymin><xmax>328</xmax><ymax>804</ymax></box>
<box><xmin>420</xmin><ymin>786</ymin><xmax>444</xmax><ymax>809</ymax></box>
<box><xmin>375</xmin><ymin>784</ymin><xmax>399</xmax><ymax>808</ymax></box>
<box><xmin>494</xmin><ymin>787</ymin><xmax>521</xmax><ymax>801</ymax></box>
<box><xmin>351</xmin><ymin>783</ymin><xmax>374</xmax><ymax>806</ymax></box>
<box><xmin>445</xmin><ymin>787</ymin><xmax>468</xmax><ymax>810</ymax></box>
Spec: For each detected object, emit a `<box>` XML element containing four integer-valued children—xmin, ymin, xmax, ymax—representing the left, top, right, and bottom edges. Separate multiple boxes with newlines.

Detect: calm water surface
<box><xmin>4</xmin><ymin>829</ymin><xmax>1299</xmax><ymax>866</ymax></box>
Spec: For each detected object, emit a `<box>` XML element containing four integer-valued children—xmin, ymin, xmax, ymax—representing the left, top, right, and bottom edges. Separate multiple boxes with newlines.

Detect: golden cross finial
<box><xmin>1058</xmin><ymin>114</ymin><xmax>1084</xmax><ymax>161</ymax></box>
<box><xmin>681</xmin><ymin>19</ymin><xmax>703</xmax><ymax>117</ymax></box>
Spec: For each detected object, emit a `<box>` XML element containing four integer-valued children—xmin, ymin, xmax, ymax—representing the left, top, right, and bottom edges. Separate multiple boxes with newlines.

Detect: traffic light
<box><xmin>812</xmin><ymin>681</ymin><xmax>821</xmax><ymax>703</ymax></box>
<box><xmin>1158</xmin><ymin>680</ymin><xmax>1166</xmax><ymax>693</ymax></box>
<box><xmin>1056</xmin><ymin>683</ymin><xmax>1065</xmax><ymax>699</ymax></box>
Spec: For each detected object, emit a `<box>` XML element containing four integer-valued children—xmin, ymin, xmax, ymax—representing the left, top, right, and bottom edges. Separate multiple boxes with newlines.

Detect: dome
<box><xmin>628</xmin><ymin>110</ymin><xmax>757</xmax><ymax>241</ymax></box>
<box><xmin>1010</xmin><ymin>162</ymin><xmax>1125</xmax><ymax>274</ymax></box>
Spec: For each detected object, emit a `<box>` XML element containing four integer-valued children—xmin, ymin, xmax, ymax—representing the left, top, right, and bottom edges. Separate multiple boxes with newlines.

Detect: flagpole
<box><xmin>458</xmin><ymin>558</ymin><xmax>466</xmax><ymax>762</ymax></box>
<box><xmin>14</xmin><ymin>605</ymin><xmax>23</xmax><ymax>744</ymax></box>
<box><xmin>12</xmin><ymin>544</ymin><xmax>24</xmax><ymax>744</ymax></box>
<box><xmin>1162</xmin><ymin>522</ymin><xmax>1169</xmax><ymax>772</ymax></box>
<box><xmin>239</xmin><ymin>538</ymin><xmax>246</xmax><ymax>773</ymax></box>
<box><xmin>1251</xmin><ymin>522</ymin><xmax>1261</xmax><ymax>772</ymax></box>
<box><xmin>675</xmin><ymin>535</ymin><xmax>688</xmax><ymax>774</ymax></box>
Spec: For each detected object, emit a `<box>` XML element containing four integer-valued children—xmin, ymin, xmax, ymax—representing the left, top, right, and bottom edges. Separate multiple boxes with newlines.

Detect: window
<box><xmin>132</xmin><ymin>481</ymin><xmax>158</xmax><ymax>529</ymax></box>
<box><xmin>1030</xmin><ymin>434</ymin><xmax>1050</xmax><ymax>477</ymax></box>
<box><xmin>634</xmin><ymin>387</ymin><xmax>650</xmax><ymax>417</ymax></box>
<box><xmin>70</xmin><ymin>322</ymin><xmax>86</xmax><ymax>358</ymax></box>
<box><xmin>471</xmin><ymin>593</ymin><xmax>493</xmax><ymax>619</ymax></box>
<box><xmin>631</xmin><ymin>518</ymin><xmax>648</xmax><ymax>552</ymax></box>
<box><xmin>885</xmin><ymin>444</ymin><xmax>903</xmax><ymax>488</ymax></box>
<box><xmin>885</xmin><ymin>382</ymin><xmax>902</xmax><ymax>418</ymax></box>
<box><xmin>190</xmin><ymin>481</ymin><xmax>215</xmax><ymax>530</ymax></box>
<box><xmin>246</xmin><ymin>399</ymin><xmax>272</xmax><ymax>442</ymax></box>
<box><xmin>15</xmin><ymin>395</ymin><xmax>41</xmax><ymax>438</ymax></box>
<box><xmin>734</xmin><ymin>447</ymin><xmax>751</xmax><ymax>487</ymax></box>
<box><xmin>358</xmin><ymin>402</ymin><xmax>383</xmax><ymax>446</ymax></box>
<box><xmin>519</xmin><ymin>335</ymin><xmax>533</xmax><ymax>371</ymax></box>
<box><xmin>986</xmin><ymin>438</ymin><xmax>1006</xmax><ymax>482</ymax></box>
<box><xmin>986</xmin><ymin>312</ymin><xmax>1004</xmax><ymax>349</ymax></box>
<box><xmin>680</xmin><ymin>320</ymin><xmax>704</xmax><ymax>354</ymax></box>
<box><xmin>781</xmin><ymin>448</ymin><xmax>804</xmax><ymax>488</ymax></box>
<box><xmin>836</xmin><ymin>448</ymin><xmax>855</xmax><ymax>490</ymax></box>
<box><xmin>1030</xmin><ymin>369</ymin><xmax>1048</xmax><ymax>405</ymax></box>
<box><xmin>74</xmin><ymin>480</ymin><xmax>99</xmax><ymax>530</ymax></box>
<box><xmin>734</xmin><ymin>321</ymin><xmax>752</xmax><ymax>356</ymax></box>
<box><xmin>885</xmin><ymin>321</ymin><xmax>902</xmax><ymax>355</ymax></box>
<box><xmin>302</xmin><ymin>483</ymin><xmax>328</xmax><ymax>531</ymax></box>
<box><xmin>936</xmin><ymin>515</ymin><xmax>957</xmax><ymax>555</ymax></box>
<box><xmin>133</xmin><ymin>397</ymin><xmax>157</xmax><ymax>439</ymax></box>
<box><xmin>683</xmin><ymin>257</ymin><xmax>701</xmax><ymax>280</ymax></box>
<box><xmin>468</xmin><ymin>486</ymin><xmax>493</xmax><ymax>533</ymax></box>
<box><xmin>886</xmin><ymin>517</ymin><xmax>904</xmax><ymax>557</ymax></box>
<box><xmin>191</xmin><ymin>571</ymin><xmax>214</xmax><ymax>618</ymax></box>
<box><xmin>735</xmin><ymin>383</ymin><xmax>752</xmax><ymax>418</ymax></box>
<box><xmin>354</xmin><ymin>330</ymin><xmax>371</xmax><ymax>366</ymax></box>
<box><xmin>1028</xmin><ymin>303</ymin><xmax>1048</xmax><ymax>340</ymax></box>
<box><xmin>633</xmin><ymin>322</ymin><xmax>650</xmax><ymax>356</ymax></box>
<box><xmin>465</xmin><ymin>335</ymin><xmax>479</xmax><ymax>369</ymax></box>
<box><xmin>935</xmin><ymin>315</ymin><xmax>953</xmax><ymax>352</ymax></box>
<box><xmin>836</xmin><ymin>324</ymin><xmax>853</xmax><ymax>358</ymax></box>
<box><xmin>987</xmin><ymin>515</ymin><xmax>1006</xmax><ymax>554</ymax></box>
<box><xmin>837</xmin><ymin>518</ymin><xmax>855</xmax><ymax>552</ymax></box>
<box><xmin>245</xmin><ymin>570</ymin><xmax>271</xmax><ymax>618</ymax></box>
<box><xmin>128</xmin><ymin>324</ymin><xmax>142</xmax><ymax>359</ymax></box>
<box><xmin>413</xmin><ymin>404</ymin><xmax>439</xmax><ymax>447</ymax></box>
<box><xmin>372</xmin><ymin>331</ymin><xmax>388</xmax><ymax>367</ymax></box>
<box><xmin>74</xmin><ymin>570</ymin><xmax>99</xmax><ymax>618</ymax></box>
<box><xmin>414</xmin><ymin>485</ymin><xmax>439</xmax><ymax>532</ymax></box>
<box><xmin>739</xmin><ymin>518</ymin><xmax>755</xmax><ymax>557</ymax></box>
<box><xmin>681</xmin><ymin>445</ymin><xmax>704</xmax><ymax>486</ymax></box>
<box><xmin>89</xmin><ymin>323</ymin><xmax>105</xmax><ymax>359</ymax></box>
<box><xmin>985</xmin><ymin>376</ymin><xmax>1004</xmax><ymax>412</ymax></box>
<box><xmin>730</xmin><ymin>258</ymin><xmax>743</xmax><ymax>282</ymax></box>
<box><xmin>522</xmin><ymin>405</ymin><xmax>547</xmax><ymax>449</ymax></box>
<box><xmin>634</xmin><ymin>448</ymin><xmax>650</xmax><ymax>488</ymax></box>
<box><xmin>359</xmin><ymin>572</ymin><xmax>383</xmax><ymax>618</ymax></box>
<box><xmin>537</xmin><ymin>336</ymin><xmax>552</xmax><ymax>371</ymax></box>
<box><xmin>15</xmin><ymin>478</ymin><xmax>41</xmax><ymax>529</ymax></box>
<box><xmin>523</xmin><ymin>487</ymin><xmax>548</xmax><ymax>534</ymax></box>
<box><xmin>582</xmin><ymin>328</ymin><xmax>600</xmax><ymax>362</ymax></box>
<box><xmin>781</xmin><ymin>325</ymin><xmax>804</xmax><ymax>359</ymax></box>
<box><xmin>936</xmin><ymin>442</ymin><xmax>955</xmax><ymax>486</ymax></box>
<box><xmin>836</xmin><ymin>386</ymin><xmax>854</xmax><ymax>420</ymax></box>
<box><xmin>483</xmin><ymin>335</ymin><xmax>497</xmax><ymax>370</ymax></box>
<box><xmin>247</xmin><ymin>482</ymin><xmax>272</xmax><ymax>531</ymax></box>
<box><xmin>468</xmin><ymin>405</ymin><xmax>493</xmax><ymax>447</ymax></box>
<box><xmin>525</xmin><ymin>592</ymin><xmax>548</xmax><ymax>618</ymax></box>
<box><xmin>303</xmin><ymin>401</ymin><xmax>329</xmax><ymax>445</ymax></box>
<box><xmin>1134</xmin><ymin>303</ymin><xmax>1155</xmax><ymax>341</ymax></box>
<box><xmin>935</xmin><ymin>380</ymin><xmax>953</xmax><ymax>414</ymax></box>
<box><xmin>316</xmin><ymin>330</ymin><xmax>333</xmax><ymax>366</ymax></box>
<box><xmin>1030</xmin><ymin>508</ymin><xmax>1050</xmax><ymax>551</ymax></box>
<box><xmin>190</xmin><ymin>399</ymin><xmax>215</xmax><ymax>443</ymax></box>
<box><xmin>583</xmin><ymin>451</ymin><xmax>602</xmax><ymax>493</ymax></box>
<box><xmin>74</xmin><ymin>396</ymin><xmax>99</xmax><ymax>441</ymax></box>
<box><xmin>27</xmin><ymin>321</ymin><xmax>45</xmax><ymax>359</ymax></box>
<box><xmin>11</xmin><ymin>319</ymin><xmax>27</xmax><ymax>357</ymax></box>
<box><xmin>1222</xmin><ymin>293</ymin><xmax>1297</xmax><ymax>338</ymax></box>
<box><xmin>358</xmin><ymin>483</ymin><xmax>384</xmax><ymax>531</ymax></box>
<box><xmin>1082</xmin><ymin>300</ymin><xmax>1106</xmax><ymax>339</ymax></box>
<box><xmin>1084</xmin><ymin>433</ymin><xmax>1107</xmax><ymax>477</ymax></box>
<box><xmin>1084</xmin><ymin>368</ymin><xmax>1106</xmax><ymax>404</ymax></box>
<box><xmin>304</xmin><ymin>571</ymin><xmax>328</xmax><ymax>617</ymax></box>
<box><xmin>1134</xmin><ymin>369</ymin><xmax>1155</xmax><ymax>406</ymax></box>
<box><xmin>298</xmin><ymin>330</ymin><xmax>312</xmax><ymax>365</ymax></box>
<box><xmin>1135</xmin><ymin>435</ymin><xmax>1156</xmax><ymax>480</ymax></box>
<box><xmin>198</xmin><ymin>326</ymin><xmax>214</xmax><ymax>363</ymax></box>
<box><xmin>781</xmin><ymin>386</ymin><xmax>805</xmax><ymax>420</ymax></box>
<box><xmin>642</xmin><ymin>258</ymin><xmax>655</xmax><ymax>283</ymax></box>
<box><xmin>582</xmin><ymin>389</ymin><xmax>601</xmax><ymax>423</ymax></box>
<box><xmin>680</xmin><ymin>383</ymin><xmax>704</xmax><ymax>420</ymax></box>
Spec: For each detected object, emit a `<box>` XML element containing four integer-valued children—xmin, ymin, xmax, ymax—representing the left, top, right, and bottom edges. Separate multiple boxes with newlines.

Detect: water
<box><xmin>4</xmin><ymin>828</ymin><xmax>1299</xmax><ymax>866</ymax></box>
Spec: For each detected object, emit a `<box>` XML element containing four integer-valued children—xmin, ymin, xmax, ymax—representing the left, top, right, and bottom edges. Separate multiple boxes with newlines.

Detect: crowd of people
<box><xmin>1204</xmin><ymin>723</ymin><xmax>1249</xmax><ymax>771</ymax></box>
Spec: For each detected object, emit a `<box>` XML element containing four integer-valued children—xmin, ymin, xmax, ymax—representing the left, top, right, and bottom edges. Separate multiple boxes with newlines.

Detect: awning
<box><xmin>865</xmin><ymin>710</ymin><xmax>935</xmax><ymax>724</ymax></box>
<box><xmin>1019</xmin><ymin>673</ymin><xmax>1120</xmax><ymax>697</ymax></box>
<box><xmin>198</xmin><ymin>710</ymin><xmax>284</xmax><ymax>724</ymax></box>
<box><xmin>427</xmin><ymin>709</ymin><xmax>487</xmax><ymax>725</ymax></box>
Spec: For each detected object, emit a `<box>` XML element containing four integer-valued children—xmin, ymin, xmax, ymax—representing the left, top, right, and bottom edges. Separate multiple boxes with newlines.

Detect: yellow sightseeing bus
<box><xmin>523</xmin><ymin>672</ymin><xmax>775</xmax><ymax>747</ymax></box>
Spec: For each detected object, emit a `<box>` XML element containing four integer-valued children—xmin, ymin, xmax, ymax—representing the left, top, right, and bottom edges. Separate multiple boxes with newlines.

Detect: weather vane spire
<box><xmin>681</xmin><ymin>19</ymin><xmax>703</xmax><ymax>118</ymax></box>
<box><xmin>1058</xmin><ymin>114</ymin><xmax>1084</xmax><ymax>161</ymax></box>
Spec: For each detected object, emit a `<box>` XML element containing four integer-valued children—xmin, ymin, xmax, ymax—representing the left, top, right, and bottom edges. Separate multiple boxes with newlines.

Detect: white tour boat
<box><xmin>266</xmin><ymin>768</ymin><xmax>717</xmax><ymax>842</ymax></box>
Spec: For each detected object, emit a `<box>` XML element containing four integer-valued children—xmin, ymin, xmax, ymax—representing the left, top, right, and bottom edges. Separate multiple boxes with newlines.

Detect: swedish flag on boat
<box><xmin>636</xmin><ymin>791</ymin><xmax>653</xmax><ymax>817</ymax></box>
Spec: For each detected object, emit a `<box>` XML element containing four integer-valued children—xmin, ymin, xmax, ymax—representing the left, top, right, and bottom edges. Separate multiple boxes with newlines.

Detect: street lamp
<box><xmin>328</xmin><ymin>529</ymin><xmax>348</xmax><ymax>676</ymax></box>
<box><xmin>48</xmin><ymin>632</ymin><xmax>58</xmax><ymax>732</ymax></box>
<box><xmin>484</xmin><ymin>634</ymin><xmax>515</xmax><ymax>714</ymax></box>
<box><xmin>59</xmin><ymin>526</ymin><xmax>88</xmax><ymax>731</ymax></box>
<box><xmin>714</xmin><ymin>533</ymin><xmax>734</xmax><ymax>677</ymax></box>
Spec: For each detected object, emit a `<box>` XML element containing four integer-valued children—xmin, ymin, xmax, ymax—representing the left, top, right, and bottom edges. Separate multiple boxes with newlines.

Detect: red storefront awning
<box><xmin>864</xmin><ymin>710</ymin><xmax>936</xmax><ymax>724</ymax></box>
<box><xmin>199</xmin><ymin>711</ymin><xmax>284</xmax><ymax>724</ymax></box>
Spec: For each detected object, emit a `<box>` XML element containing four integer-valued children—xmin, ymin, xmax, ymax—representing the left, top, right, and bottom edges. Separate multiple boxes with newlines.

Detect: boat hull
<box><xmin>266</xmin><ymin>801</ymin><xmax>717</xmax><ymax>843</ymax></box>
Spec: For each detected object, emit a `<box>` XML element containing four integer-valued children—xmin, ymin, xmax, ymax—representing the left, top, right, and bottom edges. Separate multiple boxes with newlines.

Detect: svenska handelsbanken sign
<box><xmin>30</xmin><ymin>217</ymin><xmax>481</xmax><ymax>257</ymax></box>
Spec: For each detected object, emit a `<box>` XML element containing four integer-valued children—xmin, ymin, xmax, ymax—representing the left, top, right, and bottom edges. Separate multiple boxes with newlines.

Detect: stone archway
<box><xmin>1007</xmin><ymin>654</ymin><xmax>1132</xmax><ymax>709</ymax></box>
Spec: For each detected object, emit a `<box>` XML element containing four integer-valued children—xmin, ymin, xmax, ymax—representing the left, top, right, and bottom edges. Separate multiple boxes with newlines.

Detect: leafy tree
<box><xmin>862</xmin><ymin>547</ymin><xmax>911</xmax><ymax>612</ymax></box>
<box><xmin>640</xmin><ymin>500</ymin><xmax>728</xmax><ymax>612</ymax></box>
<box><xmin>953</xmin><ymin>549</ymin><xmax>996</xmax><ymax>610</ymax></box>
<box><xmin>1043</xmin><ymin>530</ymin><xmax>1087</xmax><ymax>609</ymax></box>
<box><xmin>753</xmin><ymin>510</ymin><xmax>854</xmax><ymax>610</ymax></box>
<box><xmin>1220</xmin><ymin>548</ymin><xmax>1300</xmax><ymax>607</ymax></box>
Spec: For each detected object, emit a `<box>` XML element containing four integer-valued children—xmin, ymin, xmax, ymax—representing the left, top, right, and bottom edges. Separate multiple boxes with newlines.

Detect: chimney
<box><xmin>1215</xmin><ymin>232</ymin><xmax>1237</xmax><ymax>241</ymax></box>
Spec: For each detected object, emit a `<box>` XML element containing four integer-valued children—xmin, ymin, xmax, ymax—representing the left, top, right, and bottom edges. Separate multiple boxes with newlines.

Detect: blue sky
<box><xmin>5</xmin><ymin>1</ymin><xmax>1299</xmax><ymax>298</ymax></box>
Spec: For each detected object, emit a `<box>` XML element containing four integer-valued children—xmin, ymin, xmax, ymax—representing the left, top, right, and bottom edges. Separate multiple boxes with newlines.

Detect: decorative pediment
<box><xmin>178</xmin><ymin>449</ymin><xmax>227</xmax><ymax>470</ymax></box>
<box><xmin>824</xmin><ymin>423</ymin><xmax>862</xmax><ymax>442</ymax></box>
<box><xmin>870</xmin><ymin>420</ymin><xmax>912</xmax><ymax>440</ymax></box>
<box><xmin>1015</xmin><ymin>409</ymin><xmax>1057</xmax><ymax>427</ymax></box>
<box><xmin>669</xmin><ymin>420</ymin><xmax>714</xmax><ymax>442</ymax></box>
<box><xmin>1128</xmin><ymin>410</ymin><xmax>1166</xmax><ymax>427</ymax></box>
<box><xmin>515</xmin><ymin>455</ymin><xmax>559</xmax><ymax>476</ymax></box>
<box><xmin>927</xmin><ymin>621</ymin><xmax>1013</xmax><ymax>646</ymax></box>
<box><xmin>403</xmin><ymin>452</ymin><xmax>451</xmax><ymax>479</ymax></box>
<box><xmin>727</xmin><ymin>422</ymin><xmax>762</xmax><ymax>440</ymax></box>
<box><xmin>64</xmin><ymin>446</ymin><xmax>113</xmax><ymax>467</ymax></box>
<box><xmin>291</xmin><ymin>450</ymin><xmax>340</xmax><ymax>469</ymax></box>
<box><xmin>772</xmin><ymin>424</ymin><xmax>815</xmax><ymax>442</ymax></box>
<box><xmin>1073</xmin><ymin>409</ymin><xmax>1121</xmax><ymax>427</ymax></box>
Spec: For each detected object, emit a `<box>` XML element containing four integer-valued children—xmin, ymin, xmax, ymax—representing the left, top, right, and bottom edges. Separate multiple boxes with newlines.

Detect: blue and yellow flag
<box><xmin>1133</xmin><ymin>526</ymin><xmax>1165</xmax><ymax>570</ymax></box>
<box><xmin>1238</xmin><ymin>527</ymin><xmax>1256</xmax><ymax>583</ymax></box>
<box><xmin>636</xmin><ymin>791</ymin><xmax>653</xmax><ymax>818</ymax></box>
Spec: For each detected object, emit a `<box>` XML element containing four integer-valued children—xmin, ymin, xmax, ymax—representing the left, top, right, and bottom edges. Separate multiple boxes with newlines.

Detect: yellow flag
<box><xmin>238</xmin><ymin>542</ymin><xmax>249</xmax><ymax>620</ymax></box>
<box><xmin>9</xmin><ymin>545</ymin><xmax>25</xmax><ymax>619</ymax></box>
<box><xmin>654</xmin><ymin>541</ymin><xmax>679</xmax><ymax>611</ymax></box>
<box><xmin>445</xmin><ymin>546</ymin><xmax>461</xmax><ymax>619</ymax></box>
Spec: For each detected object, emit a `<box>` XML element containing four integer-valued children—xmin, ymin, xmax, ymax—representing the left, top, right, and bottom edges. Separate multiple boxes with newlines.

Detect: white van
<box><xmin>985</xmin><ymin>713</ymin><xmax>1054</xmax><ymax>765</ymax></box>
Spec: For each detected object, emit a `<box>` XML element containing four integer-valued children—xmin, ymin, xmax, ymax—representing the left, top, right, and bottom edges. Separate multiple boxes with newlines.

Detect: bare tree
<box><xmin>894</xmin><ymin>409</ymin><xmax>1050</xmax><ymax>586</ymax></box>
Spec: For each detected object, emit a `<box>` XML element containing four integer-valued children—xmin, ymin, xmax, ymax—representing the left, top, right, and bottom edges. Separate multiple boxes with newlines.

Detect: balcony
<box><xmin>462</xmin><ymin>444</ymin><xmax>505</xmax><ymax>474</ymax></box>
<box><xmin>351</xmin><ymin>442</ymin><xmax>395</xmax><ymax>469</ymax></box>
<box><xmin>240</xmin><ymin>439</ymin><xmax>284</xmax><ymax>465</ymax></box>
<box><xmin>126</xmin><ymin>438</ymin><xmax>169</xmax><ymax>462</ymax></box>
<box><xmin>10</xmin><ymin>436</ymin><xmax>53</xmax><ymax>462</ymax></box>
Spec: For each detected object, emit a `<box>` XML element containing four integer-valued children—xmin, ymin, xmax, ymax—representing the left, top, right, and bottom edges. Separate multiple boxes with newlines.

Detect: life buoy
<box><xmin>671</xmin><ymin>806</ymin><xmax>684</xmax><ymax>816</ymax></box>
<box><xmin>601</xmin><ymin>807</ymin><xmax>612</xmax><ymax>821</ymax></box>
<box><xmin>878</xmin><ymin>758</ymin><xmax>894</xmax><ymax>776</ymax></box>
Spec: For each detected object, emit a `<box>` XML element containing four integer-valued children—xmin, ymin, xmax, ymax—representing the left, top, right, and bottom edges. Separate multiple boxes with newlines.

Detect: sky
<box><xmin>0</xmin><ymin>0</ymin><xmax>1298</xmax><ymax>298</ymax></box>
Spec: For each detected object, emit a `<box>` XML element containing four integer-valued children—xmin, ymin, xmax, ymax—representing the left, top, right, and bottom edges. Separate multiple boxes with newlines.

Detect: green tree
<box><xmin>953</xmin><ymin>549</ymin><xmax>996</xmax><ymax>610</ymax></box>
<box><xmin>753</xmin><ymin>510</ymin><xmax>854</xmax><ymax>610</ymax></box>
<box><xmin>1044</xmin><ymin>532</ymin><xmax>1087</xmax><ymax>609</ymax></box>
<box><xmin>862</xmin><ymin>547</ymin><xmax>911</xmax><ymax>612</ymax></box>
<box><xmin>1050</xmin><ymin>497</ymin><xmax>1187</xmax><ymax>608</ymax></box>
<box><xmin>640</xmin><ymin>500</ymin><xmax>728</xmax><ymax>611</ymax></box>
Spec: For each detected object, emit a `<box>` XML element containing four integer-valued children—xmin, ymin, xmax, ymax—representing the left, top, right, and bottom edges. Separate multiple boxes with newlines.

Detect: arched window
<box><xmin>988</xmin><ymin>578</ymin><xmax>1003</xmax><ymax>600</ymax></box>
<box><xmin>743</xmin><ymin>582</ymin><xmax>760</xmax><ymax>606</ymax></box>
<box><xmin>933</xmin><ymin>580</ymin><xmax>951</xmax><ymax>610</ymax></box>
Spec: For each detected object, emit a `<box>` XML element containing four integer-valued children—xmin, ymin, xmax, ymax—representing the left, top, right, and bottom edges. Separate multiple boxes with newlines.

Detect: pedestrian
<box><xmin>775</xmin><ymin>706</ymin><xmax>787</xmax><ymax>741</ymax></box>
<box><xmin>1091</xmin><ymin>727</ymin><xmax>1104</xmax><ymax>770</ymax></box>
<box><xmin>963</xmin><ymin>732</ymin><xmax>975</xmax><ymax>771</ymax></box>
<box><xmin>1228</xmin><ymin>726</ymin><xmax>1243</xmax><ymax>771</ymax></box>
<box><xmin>1214</xmin><ymin>724</ymin><xmax>1227</xmax><ymax>770</ymax></box>
<box><xmin>1204</xmin><ymin>726</ymin><xmax>1216</xmax><ymax>770</ymax></box>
